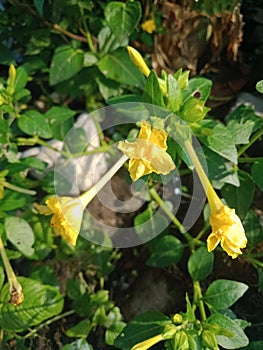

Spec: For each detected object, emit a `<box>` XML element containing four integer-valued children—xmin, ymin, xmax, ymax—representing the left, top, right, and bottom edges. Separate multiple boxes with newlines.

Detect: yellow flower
<box><xmin>131</xmin><ymin>334</ymin><xmax>164</xmax><ymax>350</ymax></box>
<box><xmin>127</xmin><ymin>46</ymin><xmax>151</xmax><ymax>77</ymax></box>
<box><xmin>184</xmin><ymin>139</ymin><xmax>247</xmax><ymax>259</ymax></box>
<box><xmin>38</xmin><ymin>196</ymin><xmax>84</xmax><ymax>246</ymax></box>
<box><xmin>118</xmin><ymin>121</ymin><xmax>175</xmax><ymax>181</ymax></box>
<box><xmin>37</xmin><ymin>155</ymin><xmax>128</xmax><ymax>246</ymax></box>
<box><xmin>142</xmin><ymin>18</ymin><xmax>156</xmax><ymax>34</ymax></box>
<box><xmin>207</xmin><ymin>205</ymin><xmax>247</xmax><ymax>259</ymax></box>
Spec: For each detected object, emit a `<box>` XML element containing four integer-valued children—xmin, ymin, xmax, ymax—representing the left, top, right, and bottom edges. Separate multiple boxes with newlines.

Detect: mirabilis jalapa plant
<box><xmin>38</xmin><ymin>46</ymin><xmax>251</xmax><ymax>349</ymax></box>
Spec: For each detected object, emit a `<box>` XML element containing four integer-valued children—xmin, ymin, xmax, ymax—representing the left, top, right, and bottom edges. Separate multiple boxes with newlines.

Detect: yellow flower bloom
<box><xmin>38</xmin><ymin>196</ymin><xmax>84</xmax><ymax>246</ymax></box>
<box><xmin>184</xmin><ymin>139</ymin><xmax>247</xmax><ymax>259</ymax></box>
<box><xmin>127</xmin><ymin>46</ymin><xmax>151</xmax><ymax>77</ymax></box>
<box><xmin>118</xmin><ymin>121</ymin><xmax>175</xmax><ymax>181</ymax></box>
<box><xmin>131</xmin><ymin>334</ymin><xmax>164</xmax><ymax>350</ymax></box>
<box><xmin>207</xmin><ymin>205</ymin><xmax>247</xmax><ymax>259</ymax></box>
<box><xmin>37</xmin><ymin>155</ymin><xmax>128</xmax><ymax>246</ymax></box>
<box><xmin>142</xmin><ymin>18</ymin><xmax>156</xmax><ymax>34</ymax></box>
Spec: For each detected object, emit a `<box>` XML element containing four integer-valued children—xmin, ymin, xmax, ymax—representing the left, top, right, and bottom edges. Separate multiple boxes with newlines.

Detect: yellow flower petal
<box><xmin>118</xmin><ymin>121</ymin><xmax>175</xmax><ymax>181</ymax></box>
<box><xmin>127</xmin><ymin>46</ymin><xmax>151</xmax><ymax>77</ymax></box>
<box><xmin>142</xmin><ymin>18</ymin><xmax>156</xmax><ymax>34</ymax></box>
<box><xmin>38</xmin><ymin>196</ymin><xmax>85</xmax><ymax>246</ymax></box>
<box><xmin>207</xmin><ymin>205</ymin><xmax>247</xmax><ymax>259</ymax></box>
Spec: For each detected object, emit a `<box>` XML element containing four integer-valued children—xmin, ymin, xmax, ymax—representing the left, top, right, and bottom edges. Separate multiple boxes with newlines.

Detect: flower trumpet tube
<box><xmin>127</xmin><ymin>46</ymin><xmax>151</xmax><ymax>78</ymax></box>
<box><xmin>0</xmin><ymin>236</ymin><xmax>24</xmax><ymax>305</ymax></box>
<box><xmin>38</xmin><ymin>154</ymin><xmax>128</xmax><ymax>246</ymax></box>
<box><xmin>131</xmin><ymin>334</ymin><xmax>164</xmax><ymax>350</ymax></box>
<box><xmin>118</xmin><ymin>121</ymin><xmax>175</xmax><ymax>181</ymax></box>
<box><xmin>184</xmin><ymin>140</ymin><xmax>247</xmax><ymax>259</ymax></box>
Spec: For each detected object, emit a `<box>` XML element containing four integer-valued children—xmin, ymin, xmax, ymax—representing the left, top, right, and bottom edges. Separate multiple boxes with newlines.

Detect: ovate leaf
<box><xmin>105</xmin><ymin>1</ymin><xmax>141</xmax><ymax>42</ymax></box>
<box><xmin>97</xmin><ymin>48</ymin><xmax>145</xmax><ymax>88</ymax></box>
<box><xmin>0</xmin><ymin>277</ymin><xmax>64</xmax><ymax>331</ymax></box>
<box><xmin>206</xmin><ymin>313</ymin><xmax>249</xmax><ymax>349</ymax></box>
<box><xmin>18</xmin><ymin>110</ymin><xmax>52</xmax><ymax>139</ymax></box>
<box><xmin>221</xmin><ymin>170</ymin><xmax>255</xmax><ymax>219</ymax></box>
<box><xmin>49</xmin><ymin>45</ymin><xmax>84</xmax><ymax>85</ymax></box>
<box><xmin>203</xmin><ymin>279</ymin><xmax>248</xmax><ymax>310</ymax></box>
<box><xmin>114</xmin><ymin>310</ymin><xmax>170</xmax><ymax>348</ymax></box>
<box><xmin>5</xmin><ymin>217</ymin><xmax>35</xmax><ymax>256</ymax></box>
<box><xmin>251</xmin><ymin>158</ymin><xmax>263</xmax><ymax>191</ymax></box>
<box><xmin>187</xmin><ymin>246</ymin><xmax>214</xmax><ymax>281</ymax></box>
<box><xmin>146</xmin><ymin>235</ymin><xmax>183</xmax><ymax>268</ymax></box>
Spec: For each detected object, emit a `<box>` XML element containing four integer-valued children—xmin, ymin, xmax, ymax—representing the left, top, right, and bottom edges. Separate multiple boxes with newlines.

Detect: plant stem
<box><xmin>0</xmin><ymin>181</ymin><xmax>36</xmax><ymax>196</ymax></box>
<box><xmin>149</xmin><ymin>187</ymin><xmax>199</xmax><ymax>249</ymax></box>
<box><xmin>238</xmin><ymin>127</ymin><xmax>263</xmax><ymax>157</ymax></box>
<box><xmin>149</xmin><ymin>187</ymin><xmax>185</xmax><ymax>233</ymax></box>
<box><xmin>0</xmin><ymin>236</ymin><xmax>23</xmax><ymax>305</ymax></box>
<box><xmin>193</xmin><ymin>281</ymin><xmax>206</xmax><ymax>321</ymax></box>
<box><xmin>24</xmin><ymin>310</ymin><xmax>75</xmax><ymax>339</ymax></box>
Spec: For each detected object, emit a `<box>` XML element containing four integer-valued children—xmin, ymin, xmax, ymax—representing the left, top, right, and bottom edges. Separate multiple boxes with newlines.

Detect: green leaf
<box><xmin>18</xmin><ymin>110</ymin><xmax>52</xmax><ymax>139</ymax></box>
<box><xmin>0</xmin><ymin>277</ymin><xmax>64</xmax><ymax>331</ymax></box>
<box><xmin>243</xmin><ymin>210</ymin><xmax>263</xmax><ymax>248</ymax></box>
<box><xmin>183</xmin><ymin>77</ymin><xmax>212</xmax><ymax>103</ymax></box>
<box><xmin>198</xmin><ymin>120</ymin><xmax>238</xmax><ymax>163</ymax></box>
<box><xmin>146</xmin><ymin>235</ymin><xmax>183</xmax><ymax>268</ymax></box>
<box><xmin>0</xmin><ymin>190</ymin><xmax>31</xmax><ymax>211</ymax></box>
<box><xmin>242</xmin><ymin>341</ymin><xmax>263</xmax><ymax>350</ymax></box>
<box><xmin>221</xmin><ymin>170</ymin><xmax>255</xmax><ymax>219</ymax></box>
<box><xmin>0</xmin><ymin>119</ymin><xmax>9</xmax><ymax>144</ymax></box>
<box><xmin>227</xmin><ymin>104</ymin><xmax>263</xmax><ymax>133</ymax></box>
<box><xmin>143</xmin><ymin>71</ymin><xmax>165</xmax><ymax>107</ymax></box>
<box><xmin>251</xmin><ymin>158</ymin><xmax>263</xmax><ymax>191</ymax></box>
<box><xmin>203</xmin><ymin>279</ymin><xmax>248</xmax><ymax>310</ymax></box>
<box><xmin>98</xmin><ymin>26</ymin><xmax>128</xmax><ymax>55</ymax></box>
<box><xmin>5</xmin><ymin>217</ymin><xmax>34</xmax><ymax>256</ymax></box>
<box><xmin>114</xmin><ymin>310</ymin><xmax>170</xmax><ymax>348</ymax></box>
<box><xmin>62</xmin><ymin>339</ymin><xmax>93</xmax><ymax>350</ymax></box>
<box><xmin>65</xmin><ymin>319</ymin><xmax>92</xmax><ymax>338</ymax></box>
<box><xmin>187</xmin><ymin>246</ymin><xmax>214</xmax><ymax>281</ymax></box>
<box><xmin>34</xmin><ymin>0</ymin><xmax>44</xmax><ymax>15</ymax></box>
<box><xmin>105</xmin><ymin>1</ymin><xmax>141</xmax><ymax>42</ymax></box>
<box><xmin>0</xmin><ymin>44</ymin><xmax>14</xmax><ymax>65</ymax></box>
<box><xmin>226</xmin><ymin>118</ymin><xmax>254</xmax><ymax>145</ymax></box>
<box><xmin>167</xmin><ymin>74</ymin><xmax>182</xmax><ymax>112</ymax></box>
<box><xmin>14</xmin><ymin>66</ymin><xmax>29</xmax><ymax>92</ymax></box>
<box><xmin>106</xmin><ymin>322</ymin><xmax>126</xmax><ymax>346</ymax></box>
<box><xmin>44</xmin><ymin>106</ymin><xmax>75</xmax><ymax>140</ymax></box>
<box><xmin>256</xmin><ymin>80</ymin><xmax>263</xmax><ymax>94</ymax></box>
<box><xmin>206</xmin><ymin>313</ymin><xmax>249</xmax><ymax>349</ymax></box>
<box><xmin>97</xmin><ymin>48</ymin><xmax>145</xmax><ymax>88</ymax></box>
<box><xmin>201</xmin><ymin>146</ymin><xmax>239</xmax><ymax>188</ymax></box>
<box><xmin>134</xmin><ymin>207</ymin><xmax>169</xmax><ymax>243</ymax></box>
<box><xmin>49</xmin><ymin>45</ymin><xmax>84</xmax><ymax>85</ymax></box>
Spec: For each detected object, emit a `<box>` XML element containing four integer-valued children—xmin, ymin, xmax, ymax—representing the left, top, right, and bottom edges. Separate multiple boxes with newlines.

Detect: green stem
<box><xmin>149</xmin><ymin>187</ymin><xmax>199</xmax><ymax>249</ymax></box>
<box><xmin>79</xmin><ymin>3</ymin><xmax>95</xmax><ymax>52</ymax></box>
<box><xmin>0</xmin><ymin>236</ymin><xmax>23</xmax><ymax>301</ymax></box>
<box><xmin>0</xmin><ymin>181</ymin><xmax>36</xmax><ymax>196</ymax></box>
<box><xmin>238</xmin><ymin>157</ymin><xmax>262</xmax><ymax>163</ymax></box>
<box><xmin>149</xmin><ymin>187</ymin><xmax>185</xmax><ymax>233</ymax></box>
<box><xmin>193</xmin><ymin>281</ymin><xmax>206</xmax><ymax>321</ymax></box>
<box><xmin>24</xmin><ymin>310</ymin><xmax>75</xmax><ymax>339</ymax></box>
<box><xmin>238</xmin><ymin>127</ymin><xmax>263</xmax><ymax>157</ymax></box>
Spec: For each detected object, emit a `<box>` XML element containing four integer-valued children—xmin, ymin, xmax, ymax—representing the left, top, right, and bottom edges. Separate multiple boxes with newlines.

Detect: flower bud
<box><xmin>162</xmin><ymin>324</ymin><xmax>177</xmax><ymax>339</ymax></box>
<box><xmin>173</xmin><ymin>313</ymin><xmax>183</xmax><ymax>324</ymax></box>
<box><xmin>202</xmin><ymin>330</ymin><xmax>219</xmax><ymax>349</ymax></box>
<box><xmin>127</xmin><ymin>46</ymin><xmax>151</xmax><ymax>77</ymax></box>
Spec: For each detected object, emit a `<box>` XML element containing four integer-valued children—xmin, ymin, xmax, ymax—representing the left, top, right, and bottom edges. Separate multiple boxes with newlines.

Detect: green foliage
<box><xmin>0</xmin><ymin>0</ymin><xmax>262</xmax><ymax>349</ymax></box>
